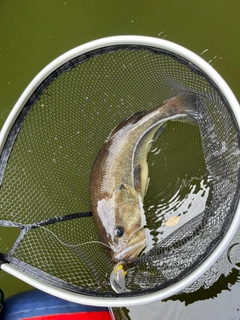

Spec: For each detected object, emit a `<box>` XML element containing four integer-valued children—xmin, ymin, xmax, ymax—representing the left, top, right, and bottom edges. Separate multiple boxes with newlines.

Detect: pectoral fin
<box><xmin>116</xmin><ymin>183</ymin><xmax>126</xmax><ymax>191</ymax></box>
<box><xmin>109</xmin><ymin>111</ymin><xmax>146</xmax><ymax>138</ymax></box>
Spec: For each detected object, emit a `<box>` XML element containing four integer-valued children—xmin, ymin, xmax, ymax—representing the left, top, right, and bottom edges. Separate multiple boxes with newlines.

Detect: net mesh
<box><xmin>0</xmin><ymin>45</ymin><xmax>239</xmax><ymax>298</ymax></box>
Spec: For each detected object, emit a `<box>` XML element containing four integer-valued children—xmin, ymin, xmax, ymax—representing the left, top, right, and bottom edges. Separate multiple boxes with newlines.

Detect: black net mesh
<box><xmin>0</xmin><ymin>45</ymin><xmax>239</xmax><ymax>298</ymax></box>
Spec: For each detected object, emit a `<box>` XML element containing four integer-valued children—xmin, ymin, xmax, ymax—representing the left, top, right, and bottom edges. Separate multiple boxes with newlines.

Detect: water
<box><xmin>1</xmin><ymin>0</ymin><xmax>240</xmax><ymax>318</ymax></box>
<box><xmin>143</xmin><ymin>121</ymin><xmax>210</xmax><ymax>251</ymax></box>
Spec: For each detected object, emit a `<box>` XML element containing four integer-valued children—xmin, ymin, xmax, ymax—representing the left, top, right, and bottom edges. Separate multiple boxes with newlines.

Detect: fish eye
<box><xmin>114</xmin><ymin>225</ymin><xmax>124</xmax><ymax>238</ymax></box>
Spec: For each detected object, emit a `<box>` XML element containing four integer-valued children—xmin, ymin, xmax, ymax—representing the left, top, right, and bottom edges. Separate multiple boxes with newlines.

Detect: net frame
<box><xmin>0</xmin><ymin>35</ymin><xmax>239</xmax><ymax>307</ymax></box>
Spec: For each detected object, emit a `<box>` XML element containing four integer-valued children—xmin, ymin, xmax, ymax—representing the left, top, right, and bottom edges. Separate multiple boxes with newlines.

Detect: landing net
<box><xmin>0</xmin><ymin>36</ymin><xmax>239</xmax><ymax>306</ymax></box>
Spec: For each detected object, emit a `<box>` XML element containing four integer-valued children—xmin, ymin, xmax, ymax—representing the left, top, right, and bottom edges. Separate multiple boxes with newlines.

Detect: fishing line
<box><xmin>38</xmin><ymin>225</ymin><xmax>112</xmax><ymax>250</ymax></box>
<box><xmin>38</xmin><ymin>225</ymin><xmax>114</xmax><ymax>284</ymax></box>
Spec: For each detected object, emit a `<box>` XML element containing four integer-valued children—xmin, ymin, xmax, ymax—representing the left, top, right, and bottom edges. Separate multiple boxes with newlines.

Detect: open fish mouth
<box><xmin>114</xmin><ymin>238</ymin><xmax>147</xmax><ymax>261</ymax></box>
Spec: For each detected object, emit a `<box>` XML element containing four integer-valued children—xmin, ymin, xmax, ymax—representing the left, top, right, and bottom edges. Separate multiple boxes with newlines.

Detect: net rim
<box><xmin>0</xmin><ymin>35</ymin><xmax>240</xmax><ymax>307</ymax></box>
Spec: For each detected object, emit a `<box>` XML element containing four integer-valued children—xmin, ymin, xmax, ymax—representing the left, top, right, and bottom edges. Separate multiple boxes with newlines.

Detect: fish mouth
<box><xmin>113</xmin><ymin>238</ymin><xmax>147</xmax><ymax>261</ymax></box>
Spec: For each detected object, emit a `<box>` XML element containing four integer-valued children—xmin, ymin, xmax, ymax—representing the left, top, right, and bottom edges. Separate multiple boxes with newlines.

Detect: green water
<box><xmin>143</xmin><ymin>120</ymin><xmax>209</xmax><ymax>250</ymax></box>
<box><xmin>1</xmin><ymin>0</ymin><xmax>240</xmax><ymax>318</ymax></box>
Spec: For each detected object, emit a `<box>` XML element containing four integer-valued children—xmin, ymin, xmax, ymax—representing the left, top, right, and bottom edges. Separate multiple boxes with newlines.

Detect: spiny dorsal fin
<box><xmin>108</xmin><ymin>111</ymin><xmax>146</xmax><ymax>138</ymax></box>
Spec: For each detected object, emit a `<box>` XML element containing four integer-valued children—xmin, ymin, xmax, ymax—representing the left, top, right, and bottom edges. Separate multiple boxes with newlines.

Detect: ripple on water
<box><xmin>144</xmin><ymin>174</ymin><xmax>211</xmax><ymax>250</ymax></box>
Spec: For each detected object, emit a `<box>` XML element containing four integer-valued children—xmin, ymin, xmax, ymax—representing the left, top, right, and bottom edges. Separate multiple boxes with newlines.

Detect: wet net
<box><xmin>0</xmin><ymin>42</ymin><xmax>240</xmax><ymax>299</ymax></box>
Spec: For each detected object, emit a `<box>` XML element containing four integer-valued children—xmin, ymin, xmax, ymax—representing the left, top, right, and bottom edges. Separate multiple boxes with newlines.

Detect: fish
<box><xmin>90</xmin><ymin>95</ymin><xmax>197</xmax><ymax>262</ymax></box>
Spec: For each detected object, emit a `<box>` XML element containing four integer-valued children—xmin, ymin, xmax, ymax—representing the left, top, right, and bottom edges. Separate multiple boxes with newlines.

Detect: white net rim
<box><xmin>0</xmin><ymin>35</ymin><xmax>240</xmax><ymax>307</ymax></box>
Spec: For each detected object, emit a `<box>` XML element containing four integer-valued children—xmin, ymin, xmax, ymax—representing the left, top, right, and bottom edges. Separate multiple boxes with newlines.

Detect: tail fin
<box><xmin>181</xmin><ymin>94</ymin><xmax>199</xmax><ymax>121</ymax></box>
<box><xmin>163</xmin><ymin>94</ymin><xmax>199</xmax><ymax>121</ymax></box>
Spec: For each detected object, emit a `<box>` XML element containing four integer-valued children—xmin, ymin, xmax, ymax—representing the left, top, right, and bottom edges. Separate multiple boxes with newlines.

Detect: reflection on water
<box><xmin>148</xmin><ymin>175</ymin><xmax>210</xmax><ymax>246</ymax></box>
<box><xmin>115</xmin><ymin>261</ymin><xmax>240</xmax><ymax>319</ymax></box>
<box><xmin>142</xmin><ymin>120</ymin><xmax>211</xmax><ymax>253</ymax></box>
<box><xmin>227</xmin><ymin>243</ymin><xmax>240</xmax><ymax>270</ymax></box>
<box><xmin>119</xmin><ymin>275</ymin><xmax>240</xmax><ymax>320</ymax></box>
<box><xmin>115</xmin><ymin>118</ymin><xmax>240</xmax><ymax>318</ymax></box>
<box><xmin>112</xmin><ymin>223</ymin><xmax>240</xmax><ymax>320</ymax></box>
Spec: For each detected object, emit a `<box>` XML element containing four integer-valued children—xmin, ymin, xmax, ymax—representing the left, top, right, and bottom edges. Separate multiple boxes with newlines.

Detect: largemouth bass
<box><xmin>90</xmin><ymin>95</ymin><xmax>197</xmax><ymax>262</ymax></box>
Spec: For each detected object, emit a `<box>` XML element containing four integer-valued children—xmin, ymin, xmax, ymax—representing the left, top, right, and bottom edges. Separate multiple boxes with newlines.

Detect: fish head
<box><xmin>109</xmin><ymin>183</ymin><xmax>147</xmax><ymax>262</ymax></box>
<box><xmin>96</xmin><ymin>183</ymin><xmax>147</xmax><ymax>262</ymax></box>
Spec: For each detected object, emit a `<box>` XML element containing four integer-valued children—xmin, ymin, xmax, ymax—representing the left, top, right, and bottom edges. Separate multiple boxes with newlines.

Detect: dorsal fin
<box><xmin>108</xmin><ymin>111</ymin><xmax>146</xmax><ymax>138</ymax></box>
